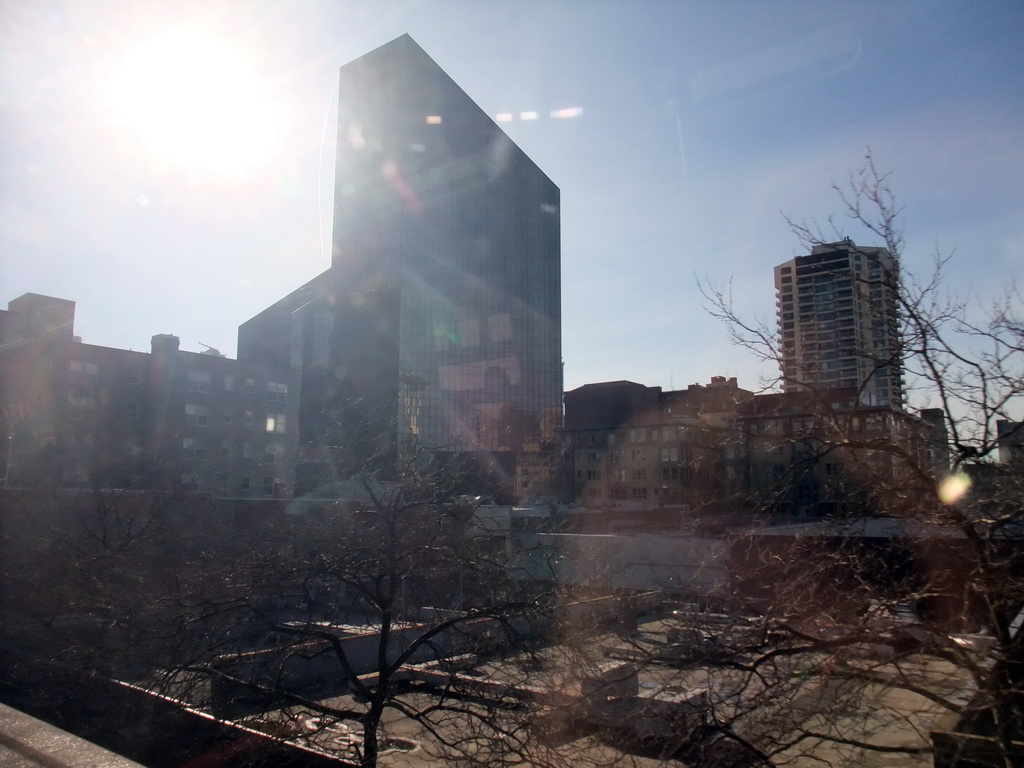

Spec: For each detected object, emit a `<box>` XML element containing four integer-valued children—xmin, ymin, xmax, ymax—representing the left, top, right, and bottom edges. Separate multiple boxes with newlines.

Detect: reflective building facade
<box><xmin>239</xmin><ymin>35</ymin><xmax>562</xmax><ymax>491</ymax></box>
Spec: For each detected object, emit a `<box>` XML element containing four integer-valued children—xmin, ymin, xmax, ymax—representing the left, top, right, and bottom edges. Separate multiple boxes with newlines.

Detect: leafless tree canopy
<box><xmin>695</xmin><ymin>153</ymin><xmax>1024</xmax><ymax>767</ymax></box>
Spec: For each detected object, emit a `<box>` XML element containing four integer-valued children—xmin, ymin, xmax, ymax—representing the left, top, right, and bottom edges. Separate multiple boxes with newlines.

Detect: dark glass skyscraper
<box><xmin>239</xmin><ymin>35</ymin><xmax>562</xmax><ymax>490</ymax></box>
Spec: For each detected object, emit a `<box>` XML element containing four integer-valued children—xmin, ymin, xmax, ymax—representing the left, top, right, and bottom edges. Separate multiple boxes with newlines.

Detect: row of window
<box><xmin>68</xmin><ymin>363</ymin><xmax>290</xmax><ymax>403</ymax></box>
<box><xmin>577</xmin><ymin>464</ymin><xmax>698</xmax><ymax>484</ymax></box>
<box><xmin>69</xmin><ymin>361</ymin><xmax>99</xmax><ymax>375</ymax></box>
<box><xmin>588</xmin><ymin>486</ymin><xmax>694</xmax><ymax>500</ymax></box>
<box><xmin>182</xmin><ymin>438</ymin><xmax>287</xmax><ymax>463</ymax></box>
<box><xmin>575</xmin><ymin>447</ymin><xmax>695</xmax><ymax>464</ymax></box>
<box><xmin>579</xmin><ymin>426</ymin><xmax>709</xmax><ymax>447</ymax></box>
<box><xmin>183</xmin><ymin>403</ymin><xmax>287</xmax><ymax>432</ymax></box>
<box><xmin>431</xmin><ymin>312</ymin><xmax>515</xmax><ymax>350</ymax></box>
<box><xmin>579</xmin><ymin>464</ymin><xmax>704</xmax><ymax>482</ymax></box>
<box><xmin>186</xmin><ymin>371</ymin><xmax>289</xmax><ymax>399</ymax></box>
<box><xmin>180</xmin><ymin>472</ymin><xmax>284</xmax><ymax>495</ymax></box>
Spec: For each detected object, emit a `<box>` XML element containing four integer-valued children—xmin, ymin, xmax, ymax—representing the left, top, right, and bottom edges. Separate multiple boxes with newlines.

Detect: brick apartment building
<box><xmin>1</xmin><ymin>293</ymin><xmax>299</xmax><ymax>497</ymax></box>
<box><xmin>563</xmin><ymin>377</ymin><xmax>753</xmax><ymax>511</ymax></box>
<box><xmin>734</xmin><ymin>388</ymin><xmax>938</xmax><ymax>517</ymax></box>
<box><xmin>563</xmin><ymin>376</ymin><xmax>943</xmax><ymax>518</ymax></box>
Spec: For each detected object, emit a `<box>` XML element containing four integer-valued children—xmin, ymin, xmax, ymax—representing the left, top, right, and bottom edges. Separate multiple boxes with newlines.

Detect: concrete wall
<box><xmin>0</xmin><ymin>702</ymin><xmax>145</xmax><ymax>768</ymax></box>
<box><xmin>513</xmin><ymin>531</ymin><xmax>730</xmax><ymax>597</ymax></box>
<box><xmin>210</xmin><ymin>613</ymin><xmax>534</xmax><ymax>716</ymax></box>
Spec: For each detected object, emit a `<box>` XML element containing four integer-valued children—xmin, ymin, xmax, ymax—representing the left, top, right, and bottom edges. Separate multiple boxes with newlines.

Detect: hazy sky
<box><xmin>2</xmin><ymin>0</ymin><xmax>1022</xmax><ymax>400</ymax></box>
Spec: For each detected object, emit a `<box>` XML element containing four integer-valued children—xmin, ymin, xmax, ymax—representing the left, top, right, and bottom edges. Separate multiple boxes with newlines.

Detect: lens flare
<box><xmin>550</xmin><ymin>107</ymin><xmax>583</xmax><ymax>119</ymax></box>
<box><xmin>937</xmin><ymin>472</ymin><xmax>971</xmax><ymax>505</ymax></box>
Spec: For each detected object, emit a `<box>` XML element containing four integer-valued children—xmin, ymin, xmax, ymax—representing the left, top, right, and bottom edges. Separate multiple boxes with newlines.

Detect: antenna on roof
<box><xmin>198</xmin><ymin>342</ymin><xmax>225</xmax><ymax>357</ymax></box>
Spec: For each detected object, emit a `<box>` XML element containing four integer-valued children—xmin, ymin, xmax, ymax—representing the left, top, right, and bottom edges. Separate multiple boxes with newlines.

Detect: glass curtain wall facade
<box><xmin>329</xmin><ymin>35</ymin><xmax>562</xmax><ymax>468</ymax></box>
<box><xmin>240</xmin><ymin>35</ymin><xmax>562</xmax><ymax>487</ymax></box>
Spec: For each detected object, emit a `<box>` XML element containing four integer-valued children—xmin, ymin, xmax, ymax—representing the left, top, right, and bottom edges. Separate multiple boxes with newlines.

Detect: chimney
<box><xmin>151</xmin><ymin>334</ymin><xmax>180</xmax><ymax>355</ymax></box>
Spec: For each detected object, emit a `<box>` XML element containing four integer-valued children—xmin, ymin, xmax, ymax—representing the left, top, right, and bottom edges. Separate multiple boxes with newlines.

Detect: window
<box><xmin>224</xmin><ymin>375</ymin><xmax>234</xmax><ymax>391</ymax></box>
<box><xmin>632</xmin><ymin>468</ymin><xmax>646</xmax><ymax>481</ymax></box>
<box><xmin>70</xmin><ymin>361</ymin><xmax>98</xmax><ymax>374</ymax></box>
<box><xmin>240</xmin><ymin>476</ymin><xmax>250</xmax><ymax>492</ymax></box>
<box><xmin>185</xmin><ymin>403</ymin><xmax>209</xmax><ymax>426</ymax></box>
<box><xmin>244</xmin><ymin>410</ymin><xmax>254</xmax><ymax>426</ymax></box>
<box><xmin>488</xmin><ymin>312</ymin><xmax>512</xmax><ymax>342</ymax></box>
<box><xmin>182</xmin><ymin>438</ymin><xmax>206</xmax><ymax>460</ymax></box>
<box><xmin>266</xmin><ymin>413</ymin><xmax>287</xmax><ymax>433</ymax></box>
<box><xmin>456</xmin><ymin>318</ymin><xmax>480</xmax><ymax>346</ymax></box>
<box><xmin>186</xmin><ymin>370</ymin><xmax>211</xmax><ymax>392</ymax></box>
<box><xmin>128</xmin><ymin>372</ymin><xmax>140</xmax><ymax>385</ymax></box>
<box><xmin>127</xmin><ymin>402</ymin><xmax>138</xmax><ymax>420</ymax></box>
<box><xmin>242</xmin><ymin>442</ymin><xmax>252</xmax><ymax>459</ymax></box>
<box><xmin>267</xmin><ymin>381</ymin><xmax>288</xmax><ymax>401</ymax></box>
<box><xmin>263</xmin><ymin>476</ymin><xmax>277</xmax><ymax>495</ymax></box>
<box><xmin>245</xmin><ymin>378</ymin><xmax>256</xmax><ymax>394</ymax></box>
<box><xmin>223</xmin><ymin>409</ymin><xmax>232</xmax><ymax>424</ymax></box>
<box><xmin>631</xmin><ymin>487</ymin><xmax>648</xmax><ymax>499</ymax></box>
<box><xmin>660</xmin><ymin>447</ymin><xmax>678</xmax><ymax>462</ymax></box>
<box><xmin>220</xmin><ymin>440</ymin><xmax>231</xmax><ymax>457</ymax></box>
<box><xmin>68</xmin><ymin>391</ymin><xmax>93</xmax><ymax>409</ymax></box>
<box><xmin>264</xmin><ymin>443</ymin><xmax>284</xmax><ymax>464</ymax></box>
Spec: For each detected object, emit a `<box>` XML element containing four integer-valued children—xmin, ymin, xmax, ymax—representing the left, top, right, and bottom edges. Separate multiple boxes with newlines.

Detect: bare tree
<box><xmin>692</xmin><ymin>153</ymin><xmax>1024</xmax><ymax>766</ymax></box>
<box><xmin>150</xmin><ymin>448</ymin><xmax>560</xmax><ymax>768</ymax></box>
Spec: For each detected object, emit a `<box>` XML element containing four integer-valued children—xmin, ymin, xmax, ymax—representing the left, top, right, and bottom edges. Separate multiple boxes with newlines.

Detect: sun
<box><xmin>110</xmin><ymin>30</ymin><xmax>277</xmax><ymax>175</ymax></box>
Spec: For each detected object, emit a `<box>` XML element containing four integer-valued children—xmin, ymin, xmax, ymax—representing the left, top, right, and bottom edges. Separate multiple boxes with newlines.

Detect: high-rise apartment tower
<box><xmin>774</xmin><ymin>239</ymin><xmax>903</xmax><ymax>408</ymax></box>
<box><xmin>239</xmin><ymin>35</ymin><xmax>562</xmax><ymax>491</ymax></box>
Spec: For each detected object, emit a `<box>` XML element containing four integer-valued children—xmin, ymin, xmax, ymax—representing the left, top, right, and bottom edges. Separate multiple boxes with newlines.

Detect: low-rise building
<box><xmin>1</xmin><ymin>293</ymin><xmax>299</xmax><ymax>497</ymax></box>
<box><xmin>735</xmin><ymin>388</ymin><xmax>934</xmax><ymax>517</ymax></box>
<box><xmin>563</xmin><ymin>377</ymin><xmax>753</xmax><ymax>510</ymax></box>
<box><xmin>564</xmin><ymin>375</ymin><xmax>938</xmax><ymax>519</ymax></box>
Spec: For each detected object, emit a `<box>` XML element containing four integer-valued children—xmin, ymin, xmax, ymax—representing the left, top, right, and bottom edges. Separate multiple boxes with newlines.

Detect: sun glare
<box><xmin>110</xmin><ymin>30</ymin><xmax>277</xmax><ymax>175</ymax></box>
<box><xmin>937</xmin><ymin>472</ymin><xmax>972</xmax><ymax>505</ymax></box>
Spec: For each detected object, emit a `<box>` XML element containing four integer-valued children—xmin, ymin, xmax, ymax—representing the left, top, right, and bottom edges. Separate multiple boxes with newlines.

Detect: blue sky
<box><xmin>2</xmin><ymin>1</ymin><xmax>1022</xmax><ymax>402</ymax></box>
